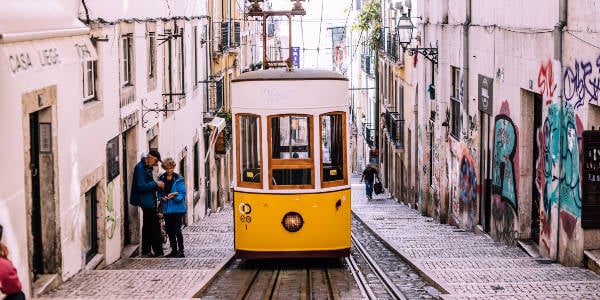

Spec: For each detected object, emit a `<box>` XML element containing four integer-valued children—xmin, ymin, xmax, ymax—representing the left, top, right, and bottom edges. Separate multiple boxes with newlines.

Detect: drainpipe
<box><xmin>463</xmin><ymin>0</ymin><xmax>471</xmax><ymax>136</ymax></box>
<box><xmin>375</xmin><ymin>53</ymin><xmax>380</xmax><ymax>150</ymax></box>
<box><xmin>554</xmin><ymin>0</ymin><xmax>567</xmax><ymax>261</ymax></box>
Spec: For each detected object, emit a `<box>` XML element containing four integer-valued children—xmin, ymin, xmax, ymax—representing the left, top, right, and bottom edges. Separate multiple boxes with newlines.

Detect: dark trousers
<box><xmin>164</xmin><ymin>213</ymin><xmax>185</xmax><ymax>253</ymax></box>
<box><xmin>4</xmin><ymin>291</ymin><xmax>25</xmax><ymax>300</ymax></box>
<box><xmin>364</xmin><ymin>180</ymin><xmax>374</xmax><ymax>197</ymax></box>
<box><xmin>142</xmin><ymin>207</ymin><xmax>163</xmax><ymax>255</ymax></box>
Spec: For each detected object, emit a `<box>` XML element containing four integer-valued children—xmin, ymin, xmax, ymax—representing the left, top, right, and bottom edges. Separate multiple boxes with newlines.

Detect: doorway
<box><xmin>204</xmin><ymin>129</ymin><xmax>212</xmax><ymax>212</ymax></box>
<box><xmin>531</xmin><ymin>93</ymin><xmax>543</xmax><ymax>243</ymax></box>
<box><xmin>28</xmin><ymin>108</ymin><xmax>58</xmax><ymax>279</ymax></box>
<box><xmin>122</xmin><ymin>129</ymin><xmax>139</xmax><ymax>246</ymax></box>
<box><xmin>479</xmin><ymin>113</ymin><xmax>492</xmax><ymax>233</ymax></box>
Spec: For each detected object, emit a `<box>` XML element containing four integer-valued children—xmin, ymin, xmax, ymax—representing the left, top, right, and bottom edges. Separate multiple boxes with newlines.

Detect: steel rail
<box><xmin>351</xmin><ymin>233</ymin><xmax>408</xmax><ymax>300</ymax></box>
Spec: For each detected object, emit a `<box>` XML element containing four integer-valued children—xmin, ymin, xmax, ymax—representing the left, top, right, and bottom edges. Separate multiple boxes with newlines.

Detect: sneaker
<box><xmin>142</xmin><ymin>252</ymin><xmax>161</xmax><ymax>258</ymax></box>
<box><xmin>165</xmin><ymin>251</ymin><xmax>178</xmax><ymax>258</ymax></box>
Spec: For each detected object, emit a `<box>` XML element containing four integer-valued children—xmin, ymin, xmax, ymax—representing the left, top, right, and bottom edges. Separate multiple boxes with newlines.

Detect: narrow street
<box><xmin>34</xmin><ymin>176</ymin><xmax>600</xmax><ymax>299</ymax></box>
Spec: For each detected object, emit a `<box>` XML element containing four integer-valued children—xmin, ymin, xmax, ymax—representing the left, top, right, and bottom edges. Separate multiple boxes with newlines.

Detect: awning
<box><xmin>3</xmin><ymin>36</ymin><xmax>98</xmax><ymax>77</ymax></box>
<box><xmin>0</xmin><ymin>0</ymin><xmax>89</xmax><ymax>43</ymax></box>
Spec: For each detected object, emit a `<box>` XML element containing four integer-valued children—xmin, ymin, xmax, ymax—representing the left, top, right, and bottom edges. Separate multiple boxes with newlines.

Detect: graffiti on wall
<box><xmin>459</xmin><ymin>151</ymin><xmax>477</xmax><ymax>228</ymax></box>
<box><xmin>492</xmin><ymin>196</ymin><xmax>517</xmax><ymax>246</ymax></box>
<box><xmin>106</xmin><ymin>181</ymin><xmax>116</xmax><ymax>240</ymax></box>
<box><xmin>537</xmin><ymin>101</ymin><xmax>583</xmax><ymax>247</ymax></box>
<box><xmin>563</xmin><ymin>56</ymin><xmax>600</xmax><ymax>108</ymax></box>
<box><xmin>538</xmin><ymin>59</ymin><xmax>558</xmax><ymax>105</ymax></box>
<box><xmin>492</xmin><ymin>102</ymin><xmax>518</xmax><ymax>209</ymax></box>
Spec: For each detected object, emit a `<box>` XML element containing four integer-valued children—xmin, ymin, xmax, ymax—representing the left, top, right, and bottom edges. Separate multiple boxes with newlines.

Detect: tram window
<box><xmin>272</xmin><ymin>169</ymin><xmax>312</xmax><ymax>185</ymax></box>
<box><xmin>269</xmin><ymin>114</ymin><xmax>314</xmax><ymax>188</ymax></box>
<box><xmin>271</xmin><ymin>115</ymin><xmax>310</xmax><ymax>159</ymax></box>
<box><xmin>237</xmin><ymin>114</ymin><xmax>261</xmax><ymax>187</ymax></box>
<box><xmin>321</xmin><ymin>113</ymin><xmax>345</xmax><ymax>184</ymax></box>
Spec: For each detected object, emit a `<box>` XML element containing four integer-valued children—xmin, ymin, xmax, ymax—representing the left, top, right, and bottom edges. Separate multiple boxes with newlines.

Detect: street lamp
<box><xmin>394</xmin><ymin>7</ymin><xmax>438</xmax><ymax>64</ymax></box>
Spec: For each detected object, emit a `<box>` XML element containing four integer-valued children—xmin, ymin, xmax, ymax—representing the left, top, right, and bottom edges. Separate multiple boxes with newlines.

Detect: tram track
<box><xmin>348</xmin><ymin>233</ymin><xmax>407</xmax><ymax>300</ymax></box>
<box><xmin>197</xmin><ymin>258</ymin><xmax>359</xmax><ymax>299</ymax></box>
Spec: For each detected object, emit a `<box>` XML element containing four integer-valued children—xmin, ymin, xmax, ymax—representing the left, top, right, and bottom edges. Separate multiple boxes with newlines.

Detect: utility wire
<box><xmin>316</xmin><ymin>0</ymin><xmax>324</xmax><ymax>67</ymax></box>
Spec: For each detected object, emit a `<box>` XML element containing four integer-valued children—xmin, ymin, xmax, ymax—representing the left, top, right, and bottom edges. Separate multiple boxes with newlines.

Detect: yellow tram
<box><xmin>231</xmin><ymin>68</ymin><xmax>351</xmax><ymax>259</ymax></box>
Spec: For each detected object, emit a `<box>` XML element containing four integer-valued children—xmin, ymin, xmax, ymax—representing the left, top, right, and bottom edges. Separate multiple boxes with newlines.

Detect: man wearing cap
<box><xmin>130</xmin><ymin>149</ymin><xmax>165</xmax><ymax>257</ymax></box>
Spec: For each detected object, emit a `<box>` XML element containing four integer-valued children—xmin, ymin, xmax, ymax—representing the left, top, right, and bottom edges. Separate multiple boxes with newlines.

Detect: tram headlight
<box><xmin>281</xmin><ymin>212</ymin><xmax>304</xmax><ymax>232</ymax></box>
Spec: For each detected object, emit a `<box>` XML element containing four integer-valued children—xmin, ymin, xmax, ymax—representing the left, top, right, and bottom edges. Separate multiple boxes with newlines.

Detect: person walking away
<box><xmin>130</xmin><ymin>150</ymin><xmax>165</xmax><ymax>257</ymax></box>
<box><xmin>0</xmin><ymin>225</ymin><xmax>25</xmax><ymax>300</ymax></box>
<box><xmin>360</xmin><ymin>164</ymin><xmax>379</xmax><ymax>200</ymax></box>
<box><xmin>158</xmin><ymin>158</ymin><xmax>187</xmax><ymax>258</ymax></box>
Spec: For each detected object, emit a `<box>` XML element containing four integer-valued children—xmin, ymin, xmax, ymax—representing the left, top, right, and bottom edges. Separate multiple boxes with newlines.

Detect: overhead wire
<box><xmin>316</xmin><ymin>0</ymin><xmax>324</xmax><ymax>67</ymax></box>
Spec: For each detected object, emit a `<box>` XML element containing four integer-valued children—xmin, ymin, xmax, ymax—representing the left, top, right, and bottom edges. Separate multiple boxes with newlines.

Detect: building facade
<box><xmin>0</xmin><ymin>0</ymin><xmax>224</xmax><ymax>296</ymax></box>
<box><xmin>381</xmin><ymin>0</ymin><xmax>600</xmax><ymax>267</ymax></box>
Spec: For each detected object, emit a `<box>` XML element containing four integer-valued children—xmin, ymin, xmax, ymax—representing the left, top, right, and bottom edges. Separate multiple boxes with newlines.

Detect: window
<box><xmin>215</xmin><ymin>77</ymin><xmax>224</xmax><ymax>111</ymax></box>
<box><xmin>179</xmin><ymin>158</ymin><xmax>185</xmax><ymax>179</ymax></box>
<box><xmin>83</xmin><ymin>58</ymin><xmax>97</xmax><ymax>101</ymax></box>
<box><xmin>193</xmin><ymin>141</ymin><xmax>199</xmax><ymax>195</ymax></box>
<box><xmin>237</xmin><ymin>114</ymin><xmax>261</xmax><ymax>188</ymax></box>
<box><xmin>178</xmin><ymin>28</ymin><xmax>185</xmax><ymax>94</ymax></box>
<box><xmin>269</xmin><ymin>115</ymin><xmax>313</xmax><ymax>188</ymax></box>
<box><xmin>450</xmin><ymin>66</ymin><xmax>461</xmax><ymax>138</ymax></box>
<box><xmin>193</xmin><ymin>26</ymin><xmax>198</xmax><ymax>87</ymax></box>
<box><xmin>321</xmin><ymin>112</ymin><xmax>346</xmax><ymax>187</ymax></box>
<box><xmin>121</xmin><ymin>35</ymin><xmax>133</xmax><ymax>86</ymax></box>
<box><xmin>147</xmin><ymin>32</ymin><xmax>156</xmax><ymax>79</ymax></box>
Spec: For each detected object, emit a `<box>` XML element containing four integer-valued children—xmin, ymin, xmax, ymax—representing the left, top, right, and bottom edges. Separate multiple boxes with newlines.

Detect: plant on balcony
<box><xmin>216</xmin><ymin>110</ymin><xmax>232</xmax><ymax>151</ymax></box>
<box><xmin>352</xmin><ymin>0</ymin><xmax>382</xmax><ymax>51</ymax></box>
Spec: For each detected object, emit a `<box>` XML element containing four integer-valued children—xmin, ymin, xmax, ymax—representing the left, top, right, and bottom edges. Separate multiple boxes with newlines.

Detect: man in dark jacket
<box><xmin>130</xmin><ymin>149</ymin><xmax>165</xmax><ymax>257</ymax></box>
<box><xmin>360</xmin><ymin>164</ymin><xmax>379</xmax><ymax>200</ymax></box>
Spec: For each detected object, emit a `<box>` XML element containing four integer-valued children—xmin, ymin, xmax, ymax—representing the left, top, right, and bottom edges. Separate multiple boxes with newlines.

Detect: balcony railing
<box><xmin>361</xmin><ymin>54</ymin><xmax>374</xmax><ymax>76</ymax></box>
<box><xmin>384</xmin><ymin>107</ymin><xmax>404</xmax><ymax>148</ymax></box>
<box><xmin>362</xmin><ymin>122</ymin><xmax>376</xmax><ymax>148</ymax></box>
<box><xmin>379</xmin><ymin>27</ymin><xmax>400</xmax><ymax>63</ymax></box>
<box><xmin>220</xmin><ymin>22</ymin><xmax>230</xmax><ymax>51</ymax></box>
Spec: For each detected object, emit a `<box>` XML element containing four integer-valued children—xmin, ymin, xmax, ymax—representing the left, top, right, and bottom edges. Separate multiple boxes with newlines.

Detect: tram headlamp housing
<box><xmin>282</xmin><ymin>212</ymin><xmax>304</xmax><ymax>232</ymax></box>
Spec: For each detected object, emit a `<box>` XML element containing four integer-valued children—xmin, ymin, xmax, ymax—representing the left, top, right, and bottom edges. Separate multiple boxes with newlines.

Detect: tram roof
<box><xmin>232</xmin><ymin>68</ymin><xmax>348</xmax><ymax>82</ymax></box>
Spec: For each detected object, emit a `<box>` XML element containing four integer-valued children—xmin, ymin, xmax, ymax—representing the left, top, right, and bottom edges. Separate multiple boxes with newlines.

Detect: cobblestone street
<box><xmin>35</xmin><ymin>206</ymin><xmax>234</xmax><ymax>300</ymax></box>
<box><xmin>351</xmin><ymin>178</ymin><xmax>600</xmax><ymax>299</ymax></box>
<box><xmin>34</xmin><ymin>177</ymin><xmax>600</xmax><ymax>299</ymax></box>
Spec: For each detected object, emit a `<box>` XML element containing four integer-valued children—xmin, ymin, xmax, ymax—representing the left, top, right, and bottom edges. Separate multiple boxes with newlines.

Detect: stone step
<box><xmin>584</xmin><ymin>249</ymin><xmax>600</xmax><ymax>275</ymax></box>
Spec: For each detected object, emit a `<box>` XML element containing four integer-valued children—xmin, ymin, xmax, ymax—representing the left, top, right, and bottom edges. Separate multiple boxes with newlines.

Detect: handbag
<box><xmin>374</xmin><ymin>178</ymin><xmax>384</xmax><ymax>195</ymax></box>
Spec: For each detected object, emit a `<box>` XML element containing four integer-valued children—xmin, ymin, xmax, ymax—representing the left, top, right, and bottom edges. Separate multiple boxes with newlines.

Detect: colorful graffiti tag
<box><xmin>563</xmin><ymin>56</ymin><xmax>600</xmax><ymax>108</ymax></box>
<box><xmin>538</xmin><ymin>59</ymin><xmax>558</xmax><ymax>105</ymax></box>
<box><xmin>492</xmin><ymin>114</ymin><xmax>518</xmax><ymax>208</ymax></box>
<box><xmin>459</xmin><ymin>152</ymin><xmax>477</xmax><ymax>228</ymax></box>
<box><xmin>537</xmin><ymin>102</ymin><xmax>583</xmax><ymax>245</ymax></box>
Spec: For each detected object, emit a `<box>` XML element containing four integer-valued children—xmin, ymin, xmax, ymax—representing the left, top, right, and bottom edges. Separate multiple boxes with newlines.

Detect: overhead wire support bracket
<box><xmin>245</xmin><ymin>0</ymin><xmax>306</xmax><ymax>69</ymax></box>
<box><xmin>141</xmin><ymin>98</ymin><xmax>181</xmax><ymax>128</ymax></box>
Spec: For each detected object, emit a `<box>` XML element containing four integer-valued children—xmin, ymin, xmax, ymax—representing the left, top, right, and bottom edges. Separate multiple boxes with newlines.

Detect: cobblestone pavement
<box><xmin>350</xmin><ymin>176</ymin><xmax>600</xmax><ymax>299</ymax></box>
<box><xmin>35</xmin><ymin>177</ymin><xmax>600</xmax><ymax>299</ymax></box>
<box><xmin>35</xmin><ymin>205</ymin><xmax>234</xmax><ymax>300</ymax></box>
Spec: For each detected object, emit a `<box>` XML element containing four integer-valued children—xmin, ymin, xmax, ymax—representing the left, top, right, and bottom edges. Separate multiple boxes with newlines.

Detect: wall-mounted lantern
<box><xmin>394</xmin><ymin>1</ymin><xmax>438</xmax><ymax>64</ymax></box>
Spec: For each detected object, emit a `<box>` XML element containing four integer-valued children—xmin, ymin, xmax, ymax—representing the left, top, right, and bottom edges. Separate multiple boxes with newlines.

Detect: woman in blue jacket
<box><xmin>158</xmin><ymin>158</ymin><xmax>187</xmax><ymax>258</ymax></box>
